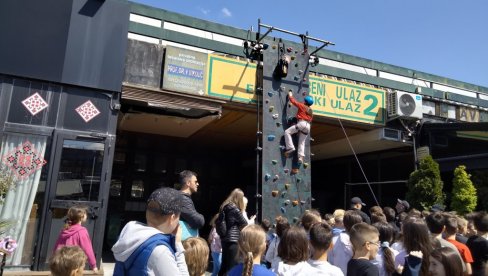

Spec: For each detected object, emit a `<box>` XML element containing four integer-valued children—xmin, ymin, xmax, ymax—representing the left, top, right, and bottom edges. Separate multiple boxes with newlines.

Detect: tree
<box><xmin>406</xmin><ymin>155</ymin><xmax>445</xmax><ymax>210</ymax></box>
<box><xmin>451</xmin><ymin>165</ymin><xmax>477</xmax><ymax>215</ymax></box>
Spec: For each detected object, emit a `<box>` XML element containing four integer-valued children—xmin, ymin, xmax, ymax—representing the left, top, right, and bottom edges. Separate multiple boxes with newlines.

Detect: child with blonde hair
<box><xmin>183</xmin><ymin>237</ymin><xmax>210</xmax><ymax>276</ymax></box>
<box><xmin>49</xmin><ymin>246</ymin><xmax>87</xmax><ymax>276</ymax></box>
<box><xmin>228</xmin><ymin>224</ymin><xmax>274</xmax><ymax>276</ymax></box>
<box><xmin>53</xmin><ymin>205</ymin><xmax>98</xmax><ymax>273</ymax></box>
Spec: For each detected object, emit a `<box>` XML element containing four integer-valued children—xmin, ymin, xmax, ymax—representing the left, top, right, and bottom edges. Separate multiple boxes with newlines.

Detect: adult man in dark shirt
<box><xmin>178</xmin><ymin>170</ymin><xmax>205</xmax><ymax>240</ymax></box>
<box><xmin>349</xmin><ymin>197</ymin><xmax>371</xmax><ymax>224</ymax></box>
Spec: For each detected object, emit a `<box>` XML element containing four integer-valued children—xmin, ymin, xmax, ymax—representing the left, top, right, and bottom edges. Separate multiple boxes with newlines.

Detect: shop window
<box><xmin>0</xmin><ymin>133</ymin><xmax>49</xmax><ymax>265</ymax></box>
<box><xmin>134</xmin><ymin>154</ymin><xmax>146</xmax><ymax>172</ymax></box>
<box><xmin>7</xmin><ymin>79</ymin><xmax>60</xmax><ymax>126</ymax></box>
<box><xmin>153</xmin><ymin>157</ymin><xmax>167</xmax><ymax>174</ymax></box>
<box><xmin>110</xmin><ymin>179</ymin><xmax>122</xmax><ymax>197</ymax></box>
<box><xmin>131</xmin><ymin>180</ymin><xmax>144</xmax><ymax>198</ymax></box>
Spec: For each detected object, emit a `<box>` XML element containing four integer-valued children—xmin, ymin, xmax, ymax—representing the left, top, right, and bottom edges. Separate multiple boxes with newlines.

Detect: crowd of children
<box><xmin>48</xmin><ymin>190</ymin><xmax>488</xmax><ymax>276</ymax></box>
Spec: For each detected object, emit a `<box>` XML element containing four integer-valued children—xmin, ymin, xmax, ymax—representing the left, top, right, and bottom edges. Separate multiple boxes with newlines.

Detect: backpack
<box><xmin>215</xmin><ymin>210</ymin><xmax>227</xmax><ymax>237</ymax></box>
<box><xmin>113</xmin><ymin>233</ymin><xmax>175</xmax><ymax>276</ymax></box>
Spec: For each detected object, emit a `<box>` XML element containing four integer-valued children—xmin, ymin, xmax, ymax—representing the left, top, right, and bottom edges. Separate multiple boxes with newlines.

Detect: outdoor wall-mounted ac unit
<box><xmin>388</xmin><ymin>91</ymin><xmax>423</xmax><ymax>119</ymax></box>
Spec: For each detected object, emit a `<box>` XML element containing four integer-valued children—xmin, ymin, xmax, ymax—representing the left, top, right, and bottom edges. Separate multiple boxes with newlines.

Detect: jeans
<box><xmin>211</xmin><ymin>251</ymin><xmax>222</xmax><ymax>276</ymax></box>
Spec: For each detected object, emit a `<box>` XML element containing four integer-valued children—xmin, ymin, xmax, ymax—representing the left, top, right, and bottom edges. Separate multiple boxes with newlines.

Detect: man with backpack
<box><xmin>112</xmin><ymin>187</ymin><xmax>189</xmax><ymax>275</ymax></box>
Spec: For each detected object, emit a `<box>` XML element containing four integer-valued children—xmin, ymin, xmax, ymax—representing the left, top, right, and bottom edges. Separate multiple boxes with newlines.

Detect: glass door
<box><xmin>35</xmin><ymin>131</ymin><xmax>111</xmax><ymax>270</ymax></box>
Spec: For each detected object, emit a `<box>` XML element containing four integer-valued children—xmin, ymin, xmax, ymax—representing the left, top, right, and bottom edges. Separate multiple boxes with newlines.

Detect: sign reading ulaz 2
<box><xmin>309</xmin><ymin>76</ymin><xmax>386</xmax><ymax>125</ymax></box>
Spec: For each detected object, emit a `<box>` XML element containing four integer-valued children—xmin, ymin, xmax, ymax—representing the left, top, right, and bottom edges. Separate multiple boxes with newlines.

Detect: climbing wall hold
<box><xmin>298</xmin><ymin>70</ymin><xmax>303</xmax><ymax>75</ymax></box>
<box><xmin>293</xmin><ymin>217</ymin><xmax>299</xmax><ymax>223</ymax></box>
<box><xmin>272</xmin><ymin>45</ymin><xmax>277</xmax><ymax>49</ymax></box>
<box><xmin>279</xmin><ymin>145</ymin><xmax>285</xmax><ymax>150</ymax></box>
<box><xmin>284</xmin><ymin>200</ymin><xmax>290</xmax><ymax>206</ymax></box>
<box><xmin>291</xmin><ymin>168</ymin><xmax>299</xmax><ymax>174</ymax></box>
<box><xmin>284</xmin><ymin>183</ymin><xmax>291</xmax><ymax>190</ymax></box>
<box><xmin>303</xmin><ymin>163</ymin><xmax>309</xmax><ymax>168</ymax></box>
<box><xmin>271</xmin><ymin>160</ymin><xmax>278</xmax><ymax>165</ymax></box>
<box><xmin>276</xmin><ymin>122</ymin><xmax>282</xmax><ymax>127</ymax></box>
<box><xmin>281</xmin><ymin>191</ymin><xmax>287</xmax><ymax>197</ymax></box>
<box><xmin>292</xmin><ymin>200</ymin><xmax>299</xmax><ymax>206</ymax></box>
<box><xmin>310</xmin><ymin>137</ymin><xmax>315</xmax><ymax>142</ymax></box>
<box><xmin>296</xmin><ymin>177</ymin><xmax>301</xmax><ymax>183</ymax></box>
<box><xmin>273</xmin><ymin>174</ymin><xmax>279</xmax><ymax>181</ymax></box>
<box><xmin>264</xmin><ymin>174</ymin><xmax>271</xmax><ymax>181</ymax></box>
<box><xmin>271</xmin><ymin>190</ymin><xmax>279</xmax><ymax>197</ymax></box>
<box><xmin>269</xmin><ymin>106</ymin><xmax>274</xmax><ymax>112</ymax></box>
<box><xmin>294</xmin><ymin>76</ymin><xmax>300</xmax><ymax>81</ymax></box>
<box><xmin>268</xmin><ymin>91</ymin><xmax>274</xmax><ymax>97</ymax></box>
<box><xmin>303</xmin><ymin>77</ymin><xmax>307</xmax><ymax>81</ymax></box>
<box><xmin>294</xmin><ymin>63</ymin><xmax>298</xmax><ymax>67</ymax></box>
<box><xmin>267</xmin><ymin>135</ymin><xmax>276</xmax><ymax>141</ymax></box>
<box><xmin>272</xmin><ymin>114</ymin><xmax>279</xmax><ymax>119</ymax></box>
<box><xmin>280</xmin><ymin>86</ymin><xmax>285</xmax><ymax>91</ymax></box>
<box><xmin>280</xmin><ymin>206</ymin><xmax>286</xmax><ymax>214</ymax></box>
<box><xmin>290</xmin><ymin>56</ymin><xmax>295</xmax><ymax>60</ymax></box>
<box><xmin>300</xmin><ymin>200</ymin><xmax>306</xmax><ymax>205</ymax></box>
<box><xmin>288</xmin><ymin>103</ymin><xmax>292</xmax><ymax>108</ymax></box>
<box><xmin>286</xmin><ymin>47</ymin><xmax>293</xmax><ymax>52</ymax></box>
<box><xmin>311</xmin><ymin>197</ymin><xmax>316</xmax><ymax>202</ymax></box>
<box><xmin>265</xmin><ymin>99</ymin><xmax>269</xmax><ymax>104</ymax></box>
<box><xmin>283</xmin><ymin>168</ymin><xmax>289</xmax><ymax>174</ymax></box>
<box><xmin>302</xmin><ymin>91</ymin><xmax>307</xmax><ymax>96</ymax></box>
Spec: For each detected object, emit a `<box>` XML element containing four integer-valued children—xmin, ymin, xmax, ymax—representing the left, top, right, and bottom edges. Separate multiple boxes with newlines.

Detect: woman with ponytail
<box><xmin>228</xmin><ymin>224</ymin><xmax>274</xmax><ymax>276</ymax></box>
<box><xmin>53</xmin><ymin>206</ymin><xmax>98</xmax><ymax>273</ymax></box>
<box><xmin>373</xmin><ymin>222</ymin><xmax>399</xmax><ymax>276</ymax></box>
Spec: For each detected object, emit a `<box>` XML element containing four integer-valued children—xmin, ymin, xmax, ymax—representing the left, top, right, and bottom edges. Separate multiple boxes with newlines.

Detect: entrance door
<box><xmin>35</xmin><ymin>131</ymin><xmax>112</xmax><ymax>270</ymax></box>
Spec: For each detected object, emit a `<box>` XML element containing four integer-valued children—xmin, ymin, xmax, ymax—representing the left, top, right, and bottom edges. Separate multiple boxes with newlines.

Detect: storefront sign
<box><xmin>458</xmin><ymin>106</ymin><xmax>479</xmax><ymax>122</ymax></box>
<box><xmin>3</xmin><ymin>141</ymin><xmax>46</xmax><ymax>180</ymax></box>
<box><xmin>206</xmin><ymin>55</ymin><xmax>257</xmax><ymax>103</ymax></box>
<box><xmin>162</xmin><ymin>46</ymin><xmax>207</xmax><ymax>95</ymax></box>
<box><xmin>309</xmin><ymin>76</ymin><xmax>385</xmax><ymax>125</ymax></box>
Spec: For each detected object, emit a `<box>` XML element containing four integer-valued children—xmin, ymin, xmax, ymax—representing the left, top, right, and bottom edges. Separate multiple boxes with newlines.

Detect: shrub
<box><xmin>406</xmin><ymin>155</ymin><xmax>445</xmax><ymax>210</ymax></box>
<box><xmin>450</xmin><ymin>165</ymin><xmax>477</xmax><ymax>215</ymax></box>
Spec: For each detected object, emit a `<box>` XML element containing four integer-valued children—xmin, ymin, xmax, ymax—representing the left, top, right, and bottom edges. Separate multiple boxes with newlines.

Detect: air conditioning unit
<box><xmin>388</xmin><ymin>91</ymin><xmax>423</xmax><ymax>119</ymax></box>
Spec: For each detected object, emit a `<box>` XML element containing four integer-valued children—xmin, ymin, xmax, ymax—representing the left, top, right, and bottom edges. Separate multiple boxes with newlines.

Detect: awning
<box><xmin>121</xmin><ymin>83</ymin><xmax>223</xmax><ymax>118</ymax></box>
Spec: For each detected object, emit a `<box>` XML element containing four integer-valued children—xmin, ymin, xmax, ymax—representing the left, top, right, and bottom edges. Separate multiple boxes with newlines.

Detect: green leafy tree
<box><xmin>406</xmin><ymin>155</ymin><xmax>445</xmax><ymax>210</ymax></box>
<box><xmin>472</xmin><ymin>171</ymin><xmax>488</xmax><ymax>211</ymax></box>
<box><xmin>450</xmin><ymin>165</ymin><xmax>477</xmax><ymax>215</ymax></box>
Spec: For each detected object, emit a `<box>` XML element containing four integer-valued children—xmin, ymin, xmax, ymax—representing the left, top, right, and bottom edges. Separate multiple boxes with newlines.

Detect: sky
<box><xmin>132</xmin><ymin>0</ymin><xmax>488</xmax><ymax>88</ymax></box>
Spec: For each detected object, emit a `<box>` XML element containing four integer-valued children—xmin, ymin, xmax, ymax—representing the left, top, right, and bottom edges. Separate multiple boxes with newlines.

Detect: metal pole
<box><xmin>259</xmin><ymin>23</ymin><xmax>335</xmax><ymax>45</ymax></box>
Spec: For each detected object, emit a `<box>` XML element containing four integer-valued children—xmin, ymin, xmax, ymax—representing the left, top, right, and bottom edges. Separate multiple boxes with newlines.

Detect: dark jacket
<box><xmin>179</xmin><ymin>192</ymin><xmax>205</xmax><ymax>229</ymax></box>
<box><xmin>349</xmin><ymin>208</ymin><xmax>371</xmax><ymax>224</ymax></box>
<box><xmin>221</xmin><ymin>203</ymin><xmax>248</xmax><ymax>243</ymax></box>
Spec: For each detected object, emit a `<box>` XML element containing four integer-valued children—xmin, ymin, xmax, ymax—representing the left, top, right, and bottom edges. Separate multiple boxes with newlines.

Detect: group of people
<box><xmin>48</xmin><ymin>171</ymin><xmax>488</xmax><ymax>276</ymax></box>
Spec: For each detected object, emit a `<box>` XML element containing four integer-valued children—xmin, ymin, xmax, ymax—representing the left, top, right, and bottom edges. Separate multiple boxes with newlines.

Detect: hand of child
<box><xmin>93</xmin><ymin>267</ymin><xmax>100</xmax><ymax>274</ymax></box>
<box><xmin>174</xmin><ymin>223</ymin><xmax>182</xmax><ymax>243</ymax></box>
<box><xmin>288</xmin><ymin>91</ymin><xmax>293</xmax><ymax>98</ymax></box>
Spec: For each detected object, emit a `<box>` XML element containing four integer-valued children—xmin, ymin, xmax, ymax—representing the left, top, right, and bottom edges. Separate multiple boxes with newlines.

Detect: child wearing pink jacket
<box><xmin>53</xmin><ymin>206</ymin><xmax>98</xmax><ymax>273</ymax></box>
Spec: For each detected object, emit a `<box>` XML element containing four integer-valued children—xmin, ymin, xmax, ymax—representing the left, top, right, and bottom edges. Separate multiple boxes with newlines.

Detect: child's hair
<box><xmin>309</xmin><ymin>222</ymin><xmax>333</xmax><ymax>252</ymax></box>
<box><xmin>430</xmin><ymin>247</ymin><xmax>463</xmax><ymax>276</ymax></box>
<box><xmin>323</xmin><ymin>213</ymin><xmax>335</xmax><ymax>226</ymax></box>
<box><xmin>444</xmin><ymin>215</ymin><xmax>458</xmax><ymax>236</ymax></box>
<box><xmin>49</xmin><ymin>246</ymin><xmax>86</xmax><ymax>276</ymax></box>
<box><xmin>426</xmin><ymin>212</ymin><xmax>446</xmax><ymax>234</ymax></box>
<box><xmin>373</xmin><ymin>222</ymin><xmax>396</xmax><ymax>275</ymax></box>
<box><xmin>220</xmin><ymin>188</ymin><xmax>245</xmax><ymax>212</ymax></box>
<box><xmin>237</xmin><ymin>224</ymin><xmax>267</xmax><ymax>276</ymax></box>
<box><xmin>369</xmin><ymin>205</ymin><xmax>383</xmax><ymax>216</ymax></box>
<box><xmin>402</xmin><ymin>217</ymin><xmax>432</xmax><ymax>276</ymax></box>
<box><xmin>349</xmin><ymin>222</ymin><xmax>379</xmax><ymax>251</ymax></box>
<box><xmin>182</xmin><ymin>237</ymin><xmax>209</xmax><ymax>276</ymax></box>
<box><xmin>382</xmin><ymin>207</ymin><xmax>396</xmax><ymax>223</ymax></box>
<box><xmin>343</xmin><ymin>210</ymin><xmax>363</xmax><ymax>233</ymax></box>
<box><xmin>275</xmin><ymin>216</ymin><xmax>290</xmax><ymax>238</ymax></box>
<box><xmin>408</xmin><ymin>208</ymin><xmax>422</xmax><ymax>218</ymax></box>
<box><xmin>64</xmin><ymin>206</ymin><xmax>87</xmax><ymax>229</ymax></box>
<box><xmin>301</xmin><ymin>209</ymin><xmax>321</xmax><ymax>231</ymax></box>
<box><xmin>371</xmin><ymin>213</ymin><xmax>387</xmax><ymax>224</ymax></box>
<box><xmin>260</xmin><ymin>218</ymin><xmax>272</xmax><ymax>232</ymax></box>
<box><xmin>277</xmin><ymin>226</ymin><xmax>309</xmax><ymax>263</ymax></box>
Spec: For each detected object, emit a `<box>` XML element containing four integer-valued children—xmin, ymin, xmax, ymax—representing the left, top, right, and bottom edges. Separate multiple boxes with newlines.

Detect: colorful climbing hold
<box><xmin>267</xmin><ymin>135</ymin><xmax>276</xmax><ymax>141</ymax></box>
<box><xmin>272</xmin><ymin>114</ymin><xmax>279</xmax><ymax>119</ymax></box>
<box><xmin>298</xmin><ymin>70</ymin><xmax>303</xmax><ymax>75</ymax></box>
<box><xmin>291</xmin><ymin>168</ymin><xmax>299</xmax><ymax>174</ymax></box>
<box><xmin>286</xmin><ymin>47</ymin><xmax>293</xmax><ymax>52</ymax></box>
<box><xmin>269</xmin><ymin>106</ymin><xmax>274</xmax><ymax>112</ymax></box>
<box><xmin>281</xmin><ymin>191</ymin><xmax>287</xmax><ymax>197</ymax></box>
<box><xmin>276</xmin><ymin>122</ymin><xmax>282</xmax><ymax>127</ymax></box>
<box><xmin>273</xmin><ymin>174</ymin><xmax>279</xmax><ymax>181</ymax></box>
<box><xmin>296</xmin><ymin>177</ymin><xmax>301</xmax><ymax>182</ymax></box>
<box><xmin>268</xmin><ymin>91</ymin><xmax>273</xmax><ymax>97</ymax></box>
<box><xmin>293</xmin><ymin>217</ymin><xmax>299</xmax><ymax>223</ymax></box>
<box><xmin>271</xmin><ymin>190</ymin><xmax>279</xmax><ymax>197</ymax></box>
<box><xmin>283</xmin><ymin>168</ymin><xmax>289</xmax><ymax>174</ymax></box>
<box><xmin>290</xmin><ymin>56</ymin><xmax>295</xmax><ymax>60</ymax></box>
<box><xmin>303</xmin><ymin>77</ymin><xmax>307</xmax><ymax>81</ymax></box>
<box><xmin>271</xmin><ymin>160</ymin><xmax>278</xmax><ymax>165</ymax></box>
<box><xmin>294</xmin><ymin>63</ymin><xmax>298</xmax><ymax>67</ymax></box>
<box><xmin>284</xmin><ymin>183</ymin><xmax>291</xmax><ymax>190</ymax></box>
<box><xmin>264</xmin><ymin>174</ymin><xmax>271</xmax><ymax>181</ymax></box>
<box><xmin>284</xmin><ymin>200</ymin><xmax>290</xmax><ymax>206</ymax></box>
<box><xmin>303</xmin><ymin>163</ymin><xmax>309</xmax><ymax>168</ymax></box>
<box><xmin>280</xmin><ymin>206</ymin><xmax>286</xmax><ymax>213</ymax></box>
<box><xmin>265</xmin><ymin>99</ymin><xmax>269</xmax><ymax>104</ymax></box>
<box><xmin>272</xmin><ymin>45</ymin><xmax>277</xmax><ymax>49</ymax></box>
<box><xmin>294</xmin><ymin>76</ymin><xmax>300</xmax><ymax>81</ymax></box>
<box><xmin>300</xmin><ymin>200</ymin><xmax>306</xmax><ymax>205</ymax></box>
<box><xmin>292</xmin><ymin>200</ymin><xmax>299</xmax><ymax>206</ymax></box>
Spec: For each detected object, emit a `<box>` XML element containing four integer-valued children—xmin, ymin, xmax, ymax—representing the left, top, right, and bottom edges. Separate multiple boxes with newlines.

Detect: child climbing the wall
<box><xmin>284</xmin><ymin>90</ymin><xmax>314</xmax><ymax>163</ymax></box>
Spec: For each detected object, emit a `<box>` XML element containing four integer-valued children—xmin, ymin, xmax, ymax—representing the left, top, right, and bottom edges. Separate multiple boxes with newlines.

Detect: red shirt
<box><xmin>447</xmin><ymin>238</ymin><xmax>474</xmax><ymax>263</ymax></box>
<box><xmin>289</xmin><ymin>96</ymin><xmax>312</xmax><ymax>122</ymax></box>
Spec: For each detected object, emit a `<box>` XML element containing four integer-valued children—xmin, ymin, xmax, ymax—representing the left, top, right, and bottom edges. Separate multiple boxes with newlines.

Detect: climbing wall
<box><xmin>261</xmin><ymin>38</ymin><xmax>312</xmax><ymax>224</ymax></box>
